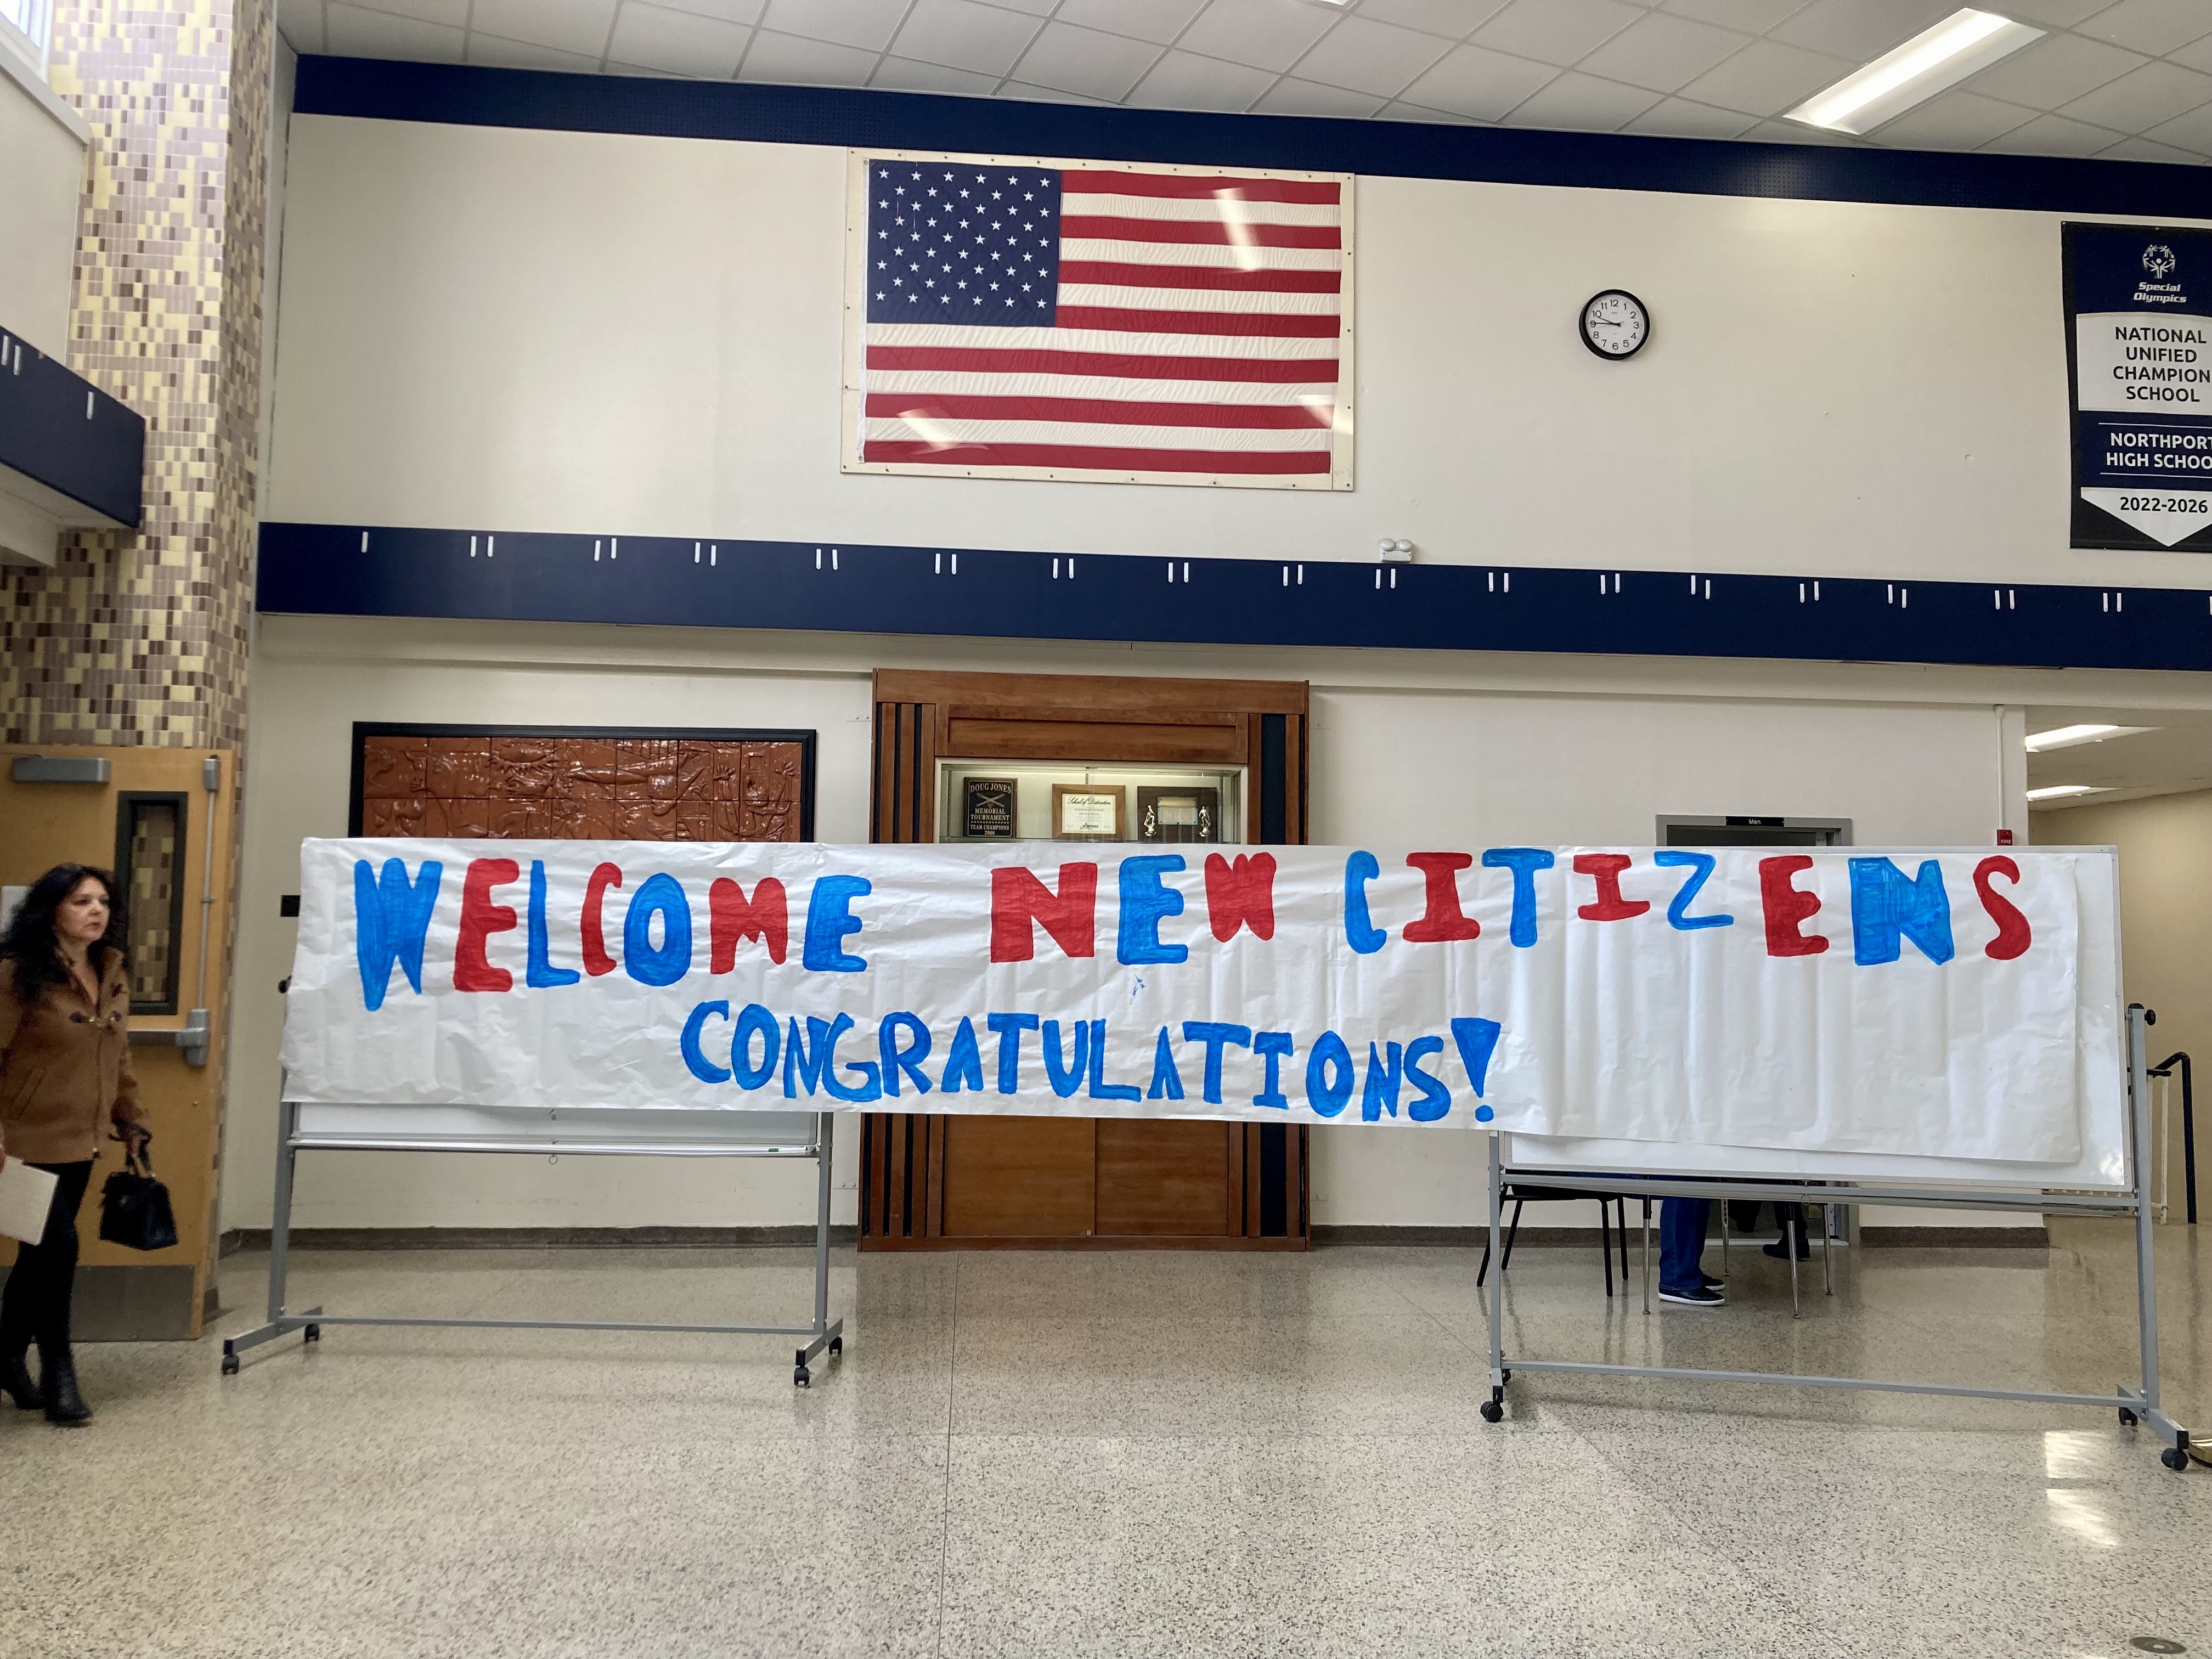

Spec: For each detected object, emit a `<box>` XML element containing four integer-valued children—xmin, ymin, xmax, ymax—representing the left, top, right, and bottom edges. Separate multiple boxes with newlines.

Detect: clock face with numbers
<box><xmin>1579</xmin><ymin>289</ymin><xmax>1650</xmax><ymax>360</ymax></box>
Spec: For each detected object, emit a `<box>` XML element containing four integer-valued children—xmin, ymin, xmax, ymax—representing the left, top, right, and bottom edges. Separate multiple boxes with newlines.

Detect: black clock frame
<box><xmin>1578</xmin><ymin>289</ymin><xmax>1650</xmax><ymax>360</ymax></box>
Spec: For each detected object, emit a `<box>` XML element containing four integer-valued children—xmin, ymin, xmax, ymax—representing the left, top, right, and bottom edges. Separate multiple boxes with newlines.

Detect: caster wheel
<box><xmin>221</xmin><ymin>1352</ymin><xmax>239</xmax><ymax>1376</ymax></box>
<box><xmin>828</xmin><ymin>1336</ymin><xmax>843</xmax><ymax>1358</ymax></box>
<box><xmin>303</xmin><ymin>1324</ymin><xmax>321</xmax><ymax>1344</ymax></box>
<box><xmin>2162</xmin><ymin>1446</ymin><xmax>2190</xmax><ymax>1471</ymax></box>
<box><xmin>1479</xmin><ymin>1400</ymin><xmax>1503</xmax><ymax>1424</ymax></box>
<box><xmin>2120</xmin><ymin>1408</ymin><xmax>2140</xmax><ymax>1426</ymax></box>
<box><xmin>1500</xmin><ymin>1369</ymin><xmax>1511</xmax><ymax>1384</ymax></box>
<box><xmin>794</xmin><ymin>1367</ymin><xmax>811</xmax><ymax>1389</ymax></box>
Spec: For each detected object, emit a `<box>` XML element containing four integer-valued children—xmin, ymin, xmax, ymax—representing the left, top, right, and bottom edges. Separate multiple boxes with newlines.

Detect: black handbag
<box><xmin>99</xmin><ymin>1149</ymin><xmax>178</xmax><ymax>1252</ymax></box>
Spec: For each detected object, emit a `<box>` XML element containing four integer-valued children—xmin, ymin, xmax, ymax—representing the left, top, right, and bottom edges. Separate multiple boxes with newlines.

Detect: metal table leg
<box><xmin>1641</xmin><ymin>1198</ymin><xmax>1652</xmax><ymax>1315</ymax></box>
<box><xmin>1822</xmin><ymin>1202</ymin><xmax>1836</xmax><ymax>1296</ymax></box>
<box><xmin>1788</xmin><ymin>1210</ymin><xmax>1801</xmax><ymax>1318</ymax></box>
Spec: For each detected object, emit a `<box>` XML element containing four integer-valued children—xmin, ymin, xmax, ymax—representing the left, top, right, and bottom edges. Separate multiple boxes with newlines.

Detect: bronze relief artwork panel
<box><xmin>354</xmin><ymin>727</ymin><xmax>814</xmax><ymax>842</ymax></box>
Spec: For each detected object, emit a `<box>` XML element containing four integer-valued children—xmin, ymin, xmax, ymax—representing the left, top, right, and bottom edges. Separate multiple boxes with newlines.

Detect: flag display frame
<box><xmin>840</xmin><ymin>148</ymin><xmax>1356</xmax><ymax>492</ymax></box>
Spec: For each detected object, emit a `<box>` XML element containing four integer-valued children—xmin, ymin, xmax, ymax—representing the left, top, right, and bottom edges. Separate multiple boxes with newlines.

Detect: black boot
<box><xmin>0</xmin><ymin>1343</ymin><xmax>38</xmax><ymax>1410</ymax></box>
<box><xmin>1762</xmin><ymin>1205</ymin><xmax>1812</xmax><ymax>1260</ymax></box>
<box><xmin>41</xmin><ymin>1353</ymin><xmax>91</xmax><ymax>1426</ymax></box>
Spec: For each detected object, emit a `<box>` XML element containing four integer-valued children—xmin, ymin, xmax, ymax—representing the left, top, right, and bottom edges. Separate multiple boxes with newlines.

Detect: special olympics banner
<box><xmin>2066</xmin><ymin>221</ymin><xmax>2212</xmax><ymax>550</ymax></box>
<box><xmin>283</xmin><ymin>839</ymin><xmax>2117</xmax><ymax>1164</ymax></box>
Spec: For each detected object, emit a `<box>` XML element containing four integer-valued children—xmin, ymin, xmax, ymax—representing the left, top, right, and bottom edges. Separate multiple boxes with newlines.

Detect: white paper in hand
<box><xmin>0</xmin><ymin>1159</ymin><xmax>58</xmax><ymax>1246</ymax></box>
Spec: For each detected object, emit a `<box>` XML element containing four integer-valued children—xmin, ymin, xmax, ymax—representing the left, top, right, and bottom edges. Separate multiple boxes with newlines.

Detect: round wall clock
<box><xmin>1579</xmin><ymin>290</ymin><xmax>1650</xmax><ymax>360</ymax></box>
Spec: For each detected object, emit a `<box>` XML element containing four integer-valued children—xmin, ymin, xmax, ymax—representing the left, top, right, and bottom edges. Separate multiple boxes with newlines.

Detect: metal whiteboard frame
<box><xmin>1479</xmin><ymin>1006</ymin><xmax>2193</xmax><ymax>1469</ymax></box>
<box><xmin>222</xmin><ymin>1094</ymin><xmax>846</xmax><ymax>1388</ymax></box>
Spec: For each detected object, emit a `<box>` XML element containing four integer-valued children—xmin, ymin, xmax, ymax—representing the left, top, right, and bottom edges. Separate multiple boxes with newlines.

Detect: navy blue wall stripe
<box><xmin>257</xmin><ymin>523</ymin><xmax>2212</xmax><ymax>674</ymax></box>
<box><xmin>0</xmin><ymin>323</ymin><xmax>144</xmax><ymax>528</ymax></box>
<box><xmin>292</xmin><ymin>55</ymin><xmax>2212</xmax><ymax>219</ymax></box>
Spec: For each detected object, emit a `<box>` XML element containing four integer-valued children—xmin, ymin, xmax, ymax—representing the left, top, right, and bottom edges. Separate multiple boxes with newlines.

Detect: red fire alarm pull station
<box><xmin>1996</xmin><ymin>828</ymin><xmax>2016</xmax><ymax>847</ymax></box>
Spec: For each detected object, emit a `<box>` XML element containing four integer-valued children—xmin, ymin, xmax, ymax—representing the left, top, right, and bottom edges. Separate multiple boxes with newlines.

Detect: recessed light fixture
<box><xmin>1787</xmin><ymin>9</ymin><xmax>2042</xmax><ymax>136</ymax></box>
<box><xmin>2023</xmin><ymin>723</ymin><xmax>2156</xmax><ymax>753</ymax></box>
<box><xmin>2025</xmin><ymin>785</ymin><xmax>2110</xmax><ymax>802</ymax></box>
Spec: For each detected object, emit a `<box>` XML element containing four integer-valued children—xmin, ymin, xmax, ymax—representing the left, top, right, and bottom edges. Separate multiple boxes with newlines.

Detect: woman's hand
<box><xmin>114</xmin><ymin>1122</ymin><xmax>151</xmax><ymax>1159</ymax></box>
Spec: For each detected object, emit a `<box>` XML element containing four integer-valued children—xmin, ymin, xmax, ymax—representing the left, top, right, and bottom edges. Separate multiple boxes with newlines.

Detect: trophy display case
<box><xmin>862</xmin><ymin>670</ymin><xmax>1310</xmax><ymax>1252</ymax></box>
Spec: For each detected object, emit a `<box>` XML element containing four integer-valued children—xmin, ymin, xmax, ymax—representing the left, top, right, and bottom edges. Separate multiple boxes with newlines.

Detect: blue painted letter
<box><xmin>1117</xmin><ymin>855</ymin><xmax>1189</xmax><ymax>966</ymax></box>
<box><xmin>803</xmin><ymin>875</ymin><xmax>872</xmax><ymax>972</ymax></box>
<box><xmin>1343</xmin><ymin>851</ymin><xmax>1386</xmax><ymax>955</ymax></box>
<box><xmin>623</xmin><ymin>872</ymin><xmax>693</xmax><ymax>987</ymax></box>
<box><xmin>1405</xmin><ymin>1035</ymin><xmax>1451</xmax><ymax>1122</ymax></box>
<box><xmin>879</xmin><ymin>1012</ymin><xmax>933</xmax><ymax>1098</ymax></box>
<box><xmin>1252</xmin><ymin>1031</ymin><xmax>1294</xmax><ymax>1110</ymax></box>
<box><xmin>1848</xmin><ymin>857</ymin><xmax>1955</xmax><ymax>966</ymax></box>
<box><xmin>526</xmin><ymin>860</ymin><xmax>581</xmax><ymax>988</ymax></box>
<box><xmin>1306</xmin><ymin>1031</ymin><xmax>1355</xmax><ymax>1119</ymax></box>
<box><xmin>1479</xmin><ymin>848</ymin><xmax>1554</xmax><ymax>948</ymax></box>
<box><xmin>1655</xmin><ymin>850</ymin><xmax>1732</xmax><ymax>931</ymax></box>
<box><xmin>1182</xmin><ymin>1022</ymin><xmax>1253</xmax><ymax>1106</ymax></box>
<box><xmin>353</xmin><ymin>857</ymin><xmax>442</xmax><ymax>1012</ymax></box>
<box><xmin>1450</xmin><ymin>1017</ymin><xmax>1504</xmax><ymax>1123</ymax></box>
<box><xmin>940</xmin><ymin>1017</ymin><xmax>985</xmax><ymax>1093</ymax></box>
<box><xmin>988</xmin><ymin>1012</ymin><xmax>1040</xmax><ymax>1094</ymax></box>
<box><xmin>681</xmin><ymin>1001</ymin><xmax>732</xmax><ymax>1084</ymax></box>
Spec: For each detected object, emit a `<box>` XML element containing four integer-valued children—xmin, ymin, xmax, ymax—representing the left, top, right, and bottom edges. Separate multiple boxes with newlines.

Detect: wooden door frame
<box><xmin>860</xmin><ymin>670</ymin><xmax>1310</xmax><ymax>1251</ymax></box>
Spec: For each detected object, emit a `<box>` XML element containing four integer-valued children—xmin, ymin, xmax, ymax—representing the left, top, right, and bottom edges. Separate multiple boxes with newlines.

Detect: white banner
<box><xmin>282</xmin><ymin>839</ymin><xmax>2119</xmax><ymax>1164</ymax></box>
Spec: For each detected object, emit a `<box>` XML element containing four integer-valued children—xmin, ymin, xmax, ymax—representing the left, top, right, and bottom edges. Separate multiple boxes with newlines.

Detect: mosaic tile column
<box><xmin>0</xmin><ymin>0</ymin><xmax>273</xmax><ymax>749</ymax></box>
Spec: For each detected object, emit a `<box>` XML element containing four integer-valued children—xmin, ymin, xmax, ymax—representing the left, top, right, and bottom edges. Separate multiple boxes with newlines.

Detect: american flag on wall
<box><xmin>843</xmin><ymin>151</ymin><xmax>1353</xmax><ymax>490</ymax></box>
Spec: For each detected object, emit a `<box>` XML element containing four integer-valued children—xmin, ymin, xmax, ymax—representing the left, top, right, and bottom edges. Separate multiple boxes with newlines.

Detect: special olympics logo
<box><xmin>2144</xmin><ymin>244</ymin><xmax>2179</xmax><ymax>279</ymax></box>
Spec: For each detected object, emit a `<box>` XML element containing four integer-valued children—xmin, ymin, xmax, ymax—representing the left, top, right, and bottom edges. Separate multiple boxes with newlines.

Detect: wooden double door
<box><xmin>859</xmin><ymin>670</ymin><xmax>1310</xmax><ymax>1251</ymax></box>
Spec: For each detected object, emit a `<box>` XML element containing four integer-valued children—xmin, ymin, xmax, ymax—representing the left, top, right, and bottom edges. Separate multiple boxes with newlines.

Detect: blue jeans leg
<box><xmin>1659</xmin><ymin>1197</ymin><xmax>1712</xmax><ymax>1294</ymax></box>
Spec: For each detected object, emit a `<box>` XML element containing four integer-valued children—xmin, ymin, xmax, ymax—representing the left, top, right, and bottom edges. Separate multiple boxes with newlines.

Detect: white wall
<box><xmin>265</xmin><ymin>114</ymin><xmax>2212</xmax><ymax>591</ymax></box>
<box><xmin>0</xmin><ymin>61</ymin><xmax>82</xmax><ymax>357</ymax></box>
<box><xmin>228</xmin><ymin>612</ymin><xmax>2041</xmax><ymax>1233</ymax></box>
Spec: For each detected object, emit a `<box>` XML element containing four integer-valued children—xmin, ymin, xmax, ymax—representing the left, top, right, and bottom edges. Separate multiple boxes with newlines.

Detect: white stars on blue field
<box><xmin>867</xmin><ymin>163</ymin><xmax>1061</xmax><ymax>326</ymax></box>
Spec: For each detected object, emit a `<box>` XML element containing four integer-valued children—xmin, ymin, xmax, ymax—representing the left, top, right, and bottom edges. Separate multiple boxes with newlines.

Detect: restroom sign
<box><xmin>2066</xmin><ymin>221</ymin><xmax>2212</xmax><ymax>550</ymax></box>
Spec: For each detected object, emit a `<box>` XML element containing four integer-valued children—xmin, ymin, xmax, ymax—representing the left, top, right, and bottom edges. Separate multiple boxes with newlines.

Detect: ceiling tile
<box><xmin>868</xmin><ymin>54</ymin><xmax>1002</xmax><ymax>90</ymax></box>
<box><xmin>2142</xmin><ymin>101</ymin><xmax>2212</xmax><ymax>153</ymax></box>
<box><xmin>1660</xmin><ymin>0</ymin><xmax>1804</xmax><ymax>28</ymax></box>
<box><xmin>275</xmin><ymin>0</ymin><xmax>327</xmax><ymax>53</ymax></box>
<box><xmin>467</xmin><ymin>31</ymin><xmax>605</xmax><ymax>69</ymax></box>
<box><xmin>1176</xmin><ymin>0</ymin><xmax>1343</xmax><ymax>74</ymax></box>
<box><xmin>2074</xmin><ymin>0</ymin><xmax>2212</xmax><ymax>56</ymax></box>
<box><xmin>1577</xmin><ymin>12</ymin><xmax>1751</xmax><ymax>93</ymax></box>
<box><xmin>605</xmin><ymin>60</ymin><xmax>692</xmax><ymax>72</ymax></box>
<box><xmin>998</xmin><ymin>81</ymin><xmax>1119</xmax><ymax>103</ymax></box>
<box><xmin>324</xmin><ymin>2</ymin><xmax>464</xmax><ymax>58</ymax></box>
<box><xmin>606</xmin><ymin>1</ymin><xmax>752</xmax><ymax>74</ymax></box>
<box><xmin>890</xmin><ymin>0</ymin><xmax>1043</xmax><ymax>76</ymax></box>
<box><xmin>1350</xmin><ymin>0</ymin><xmax>1509</xmax><ymax>40</ymax></box>
<box><xmin>1252</xmin><ymin>75</ymin><xmax>1391</xmax><ymax>114</ymax></box>
<box><xmin>738</xmin><ymin>28</ymin><xmax>879</xmax><ymax>81</ymax></box>
<box><xmin>470</xmin><ymin>0</ymin><xmax>616</xmax><ymax>57</ymax></box>
<box><xmin>1290</xmin><ymin>15</ymin><xmax>1452</xmax><ymax>95</ymax></box>
<box><xmin>2172</xmin><ymin>32</ymin><xmax>2212</xmax><ymax>74</ymax></box>
<box><xmin>1768</xmin><ymin>0</ymin><xmax>1962</xmax><ymax>61</ymax></box>
<box><xmin>654</xmin><ymin>0</ymin><xmax>766</xmax><ymax>23</ymax></box>
<box><xmin>1674</xmin><ymin>35</ymin><xmax>1854</xmax><ymax>115</ymax></box>
<box><xmin>2061</xmin><ymin>59</ymin><xmax>2212</xmax><ymax>132</ymax></box>
<box><xmin>1400</xmin><ymin>40</ymin><xmax>1556</xmax><ymax>116</ymax></box>
<box><xmin>1500</xmin><ymin>69</ymin><xmax>1660</xmax><ymax>127</ymax></box>
<box><xmin>2098</xmin><ymin>133</ymin><xmax>2211</xmax><ymax>162</ymax></box>
<box><xmin>1992</xmin><ymin>0</ymin><xmax>2120</xmax><ymax>23</ymax></box>
<box><xmin>1009</xmin><ymin>20</ymin><xmax>1163</xmax><ymax>99</ymax></box>
<box><xmin>1125</xmin><ymin>48</ymin><xmax>1276</xmax><ymax>108</ymax></box>
<box><xmin>1468</xmin><ymin>0</ymin><xmax>1643</xmax><ymax>67</ymax></box>
<box><xmin>1621</xmin><ymin>93</ymin><xmax>1760</xmax><ymax>135</ymax></box>
<box><xmin>1376</xmin><ymin>98</ymin><xmax>1484</xmax><ymax>120</ymax></box>
<box><xmin>759</xmin><ymin>0</ymin><xmax>910</xmax><ymax>51</ymax></box>
<box><xmin>1977</xmin><ymin>110</ymin><xmax>2129</xmax><ymax>155</ymax></box>
<box><xmin>345</xmin><ymin>0</ymin><xmax>467</xmax><ymax>26</ymax></box>
<box><xmin>1962</xmin><ymin>32</ymin><xmax>2145</xmax><ymax>107</ymax></box>
<box><xmin>1866</xmin><ymin>87</ymin><xmax>2037</xmax><ymax>148</ymax></box>
<box><xmin>1051</xmin><ymin>0</ymin><xmax>1211</xmax><ymax>46</ymax></box>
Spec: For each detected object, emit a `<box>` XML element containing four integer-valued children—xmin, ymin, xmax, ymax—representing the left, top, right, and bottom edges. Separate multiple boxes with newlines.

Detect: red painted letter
<box><xmin>1973</xmin><ymin>856</ymin><xmax>2032</xmax><ymax>961</ymax></box>
<box><xmin>582</xmin><ymin>862</ymin><xmax>622</xmax><ymax>977</ymax></box>
<box><xmin>455</xmin><ymin>858</ymin><xmax>520</xmax><ymax>992</ymax></box>
<box><xmin>1759</xmin><ymin>855</ymin><xmax>1828</xmax><ymax>957</ymax></box>
<box><xmin>709</xmin><ymin>877</ymin><xmax>788</xmax><ymax>968</ymax></box>
<box><xmin>1205</xmin><ymin>852</ymin><xmax>1277</xmax><ymax>942</ymax></box>
<box><xmin>1573</xmin><ymin>853</ymin><xmax>1650</xmax><ymax>922</ymax></box>
<box><xmin>1403</xmin><ymin>853</ymin><xmax>1480</xmax><ymax>943</ymax></box>
<box><xmin>990</xmin><ymin>864</ymin><xmax>1098</xmax><ymax>963</ymax></box>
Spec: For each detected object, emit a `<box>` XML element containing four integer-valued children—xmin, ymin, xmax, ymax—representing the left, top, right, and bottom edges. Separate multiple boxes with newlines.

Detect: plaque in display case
<box><xmin>962</xmin><ymin>776</ymin><xmax>1018</xmax><ymax>838</ymax></box>
<box><xmin>1051</xmin><ymin>783</ymin><xmax>1125</xmax><ymax>840</ymax></box>
<box><xmin>1137</xmin><ymin>785</ymin><xmax>1220</xmax><ymax>844</ymax></box>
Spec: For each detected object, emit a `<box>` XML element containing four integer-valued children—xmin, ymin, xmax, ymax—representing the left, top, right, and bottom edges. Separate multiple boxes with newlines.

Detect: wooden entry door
<box><xmin>860</xmin><ymin>670</ymin><xmax>1310</xmax><ymax>1251</ymax></box>
<box><xmin>0</xmin><ymin>744</ymin><xmax>236</xmax><ymax>1339</ymax></box>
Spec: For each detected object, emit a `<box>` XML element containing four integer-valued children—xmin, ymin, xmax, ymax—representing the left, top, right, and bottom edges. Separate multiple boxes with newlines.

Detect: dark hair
<box><xmin>1</xmin><ymin>863</ymin><xmax>127</xmax><ymax>1001</ymax></box>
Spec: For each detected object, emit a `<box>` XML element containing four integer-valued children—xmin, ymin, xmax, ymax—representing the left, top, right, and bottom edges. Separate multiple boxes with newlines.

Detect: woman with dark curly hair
<box><xmin>0</xmin><ymin>864</ymin><xmax>151</xmax><ymax>1426</ymax></box>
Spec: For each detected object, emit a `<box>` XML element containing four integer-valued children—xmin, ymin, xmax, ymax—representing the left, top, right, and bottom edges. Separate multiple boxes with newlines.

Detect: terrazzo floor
<box><xmin>3</xmin><ymin>1220</ymin><xmax>2209</xmax><ymax>1659</ymax></box>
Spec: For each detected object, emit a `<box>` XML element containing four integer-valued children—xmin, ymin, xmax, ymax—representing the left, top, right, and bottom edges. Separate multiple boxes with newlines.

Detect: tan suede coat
<box><xmin>0</xmin><ymin>954</ymin><xmax>148</xmax><ymax>1165</ymax></box>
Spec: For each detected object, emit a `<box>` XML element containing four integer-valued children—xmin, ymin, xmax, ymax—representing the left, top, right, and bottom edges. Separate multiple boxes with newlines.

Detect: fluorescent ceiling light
<box><xmin>2023</xmin><ymin>723</ymin><xmax>2156</xmax><ymax>752</ymax></box>
<box><xmin>1788</xmin><ymin>9</ymin><xmax>2042</xmax><ymax>136</ymax></box>
<box><xmin>2026</xmin><ymin>785</ymin><xmax>2109</xmax><ymax>802</ymax></box>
